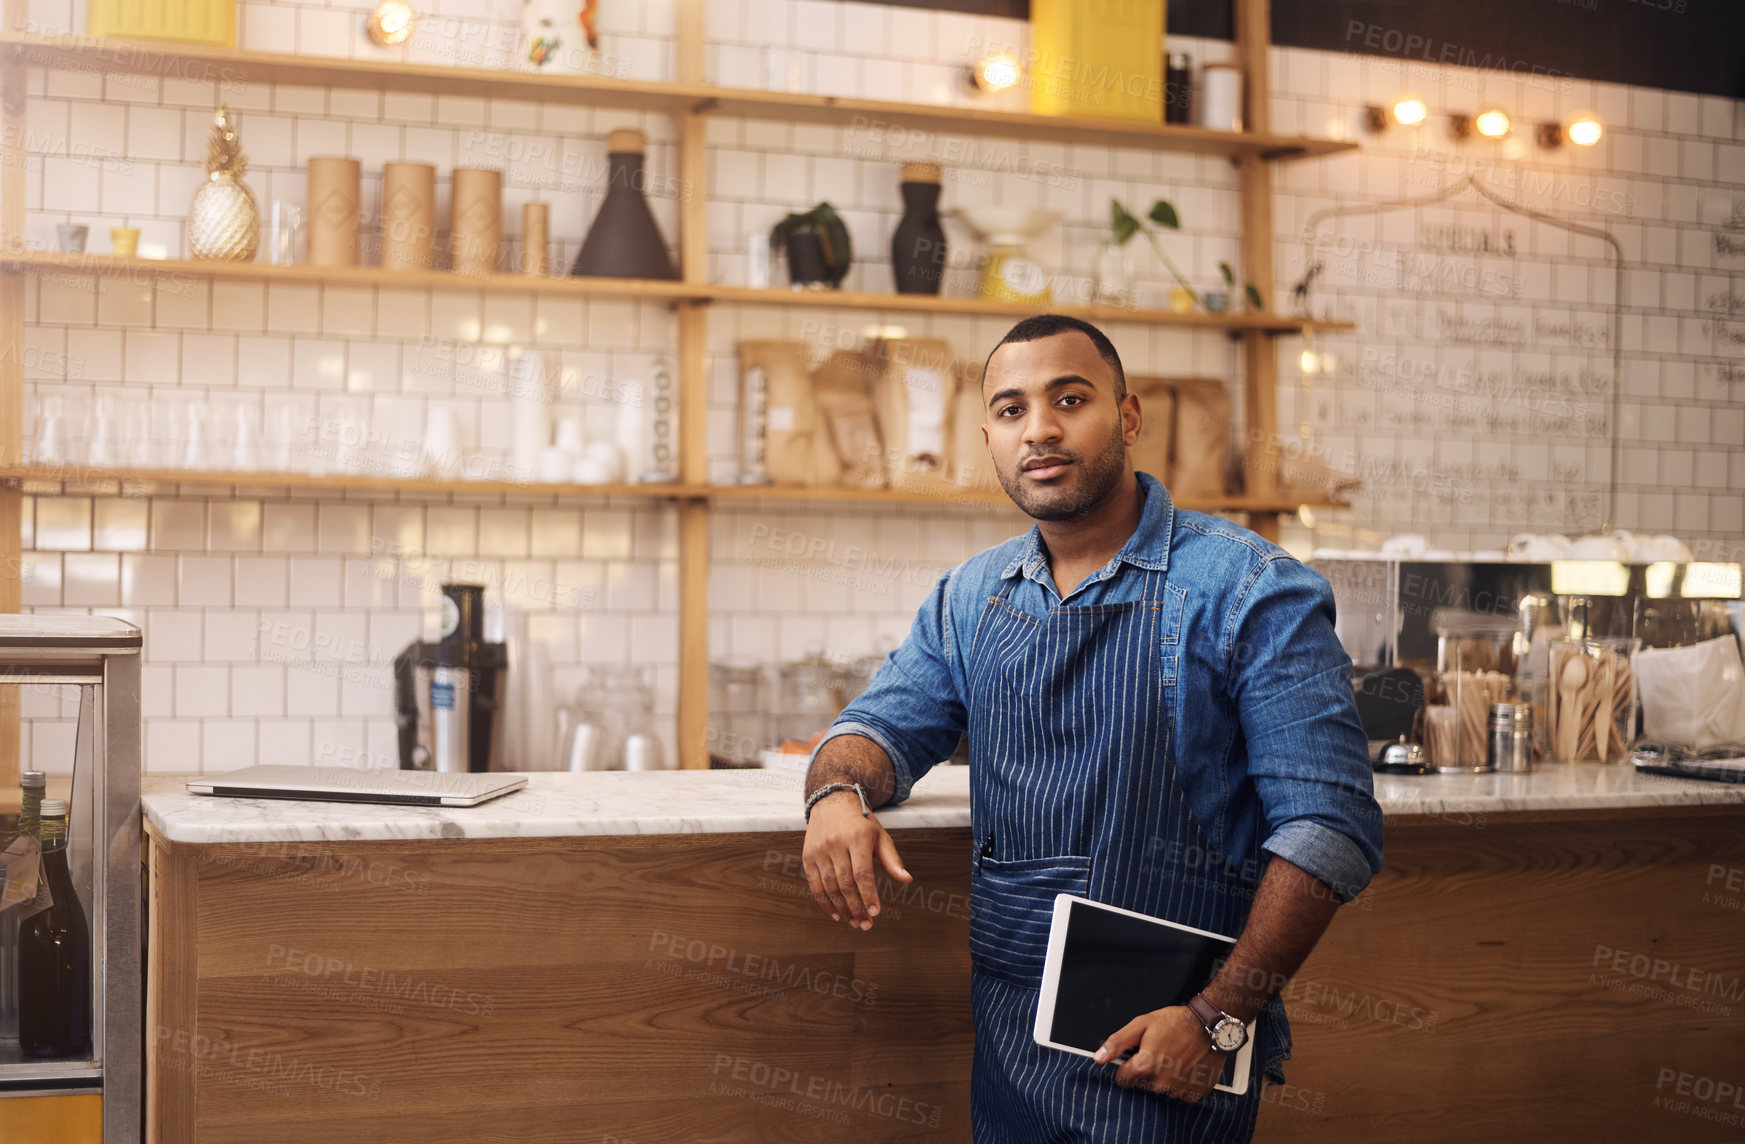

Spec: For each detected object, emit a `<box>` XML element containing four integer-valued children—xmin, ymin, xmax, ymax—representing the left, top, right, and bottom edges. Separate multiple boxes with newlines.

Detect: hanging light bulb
<box><xmin>1474</xmin><ymin>108</ymin><xmax>1512</xmax><ymax>138</ymax></box>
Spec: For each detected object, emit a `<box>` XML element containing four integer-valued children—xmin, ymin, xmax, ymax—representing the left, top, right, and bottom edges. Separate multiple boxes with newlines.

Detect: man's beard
<box><xmin>996</xmin><ymin>418</ymin><xmax>1128</xmax><ymax>522</ymax></box>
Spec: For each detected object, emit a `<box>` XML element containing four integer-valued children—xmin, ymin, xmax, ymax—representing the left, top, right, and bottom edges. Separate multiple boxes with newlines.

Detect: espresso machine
<box><xmin>394</xmin><ymin>583</ymin><xmax>509</xmax><ymax>772</ymax></box>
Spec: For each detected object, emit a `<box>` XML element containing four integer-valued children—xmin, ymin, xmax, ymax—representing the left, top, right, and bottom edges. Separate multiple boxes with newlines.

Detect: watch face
<box><xmin>1212</xmin><ymin>1018</ymin><xmax>1247</xmax><ymax>1052</ymax></box>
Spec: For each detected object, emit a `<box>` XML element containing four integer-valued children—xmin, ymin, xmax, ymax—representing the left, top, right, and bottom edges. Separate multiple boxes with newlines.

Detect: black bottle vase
<box><xmin>571</xmin><ymin>128</ymin><xmax>679</xmax><ymax>280</ymax></box>
<box><xmin>890</xmin><ymin>162</ymin><xmax>945</xmax><ymax>295</ymax></box>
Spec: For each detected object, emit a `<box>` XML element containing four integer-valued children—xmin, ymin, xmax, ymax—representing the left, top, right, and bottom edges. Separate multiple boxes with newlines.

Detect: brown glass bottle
<box><xmin>18</xmin><ymin>799</ymin><xmax>91</xmax><ymax>1058</ymax></box>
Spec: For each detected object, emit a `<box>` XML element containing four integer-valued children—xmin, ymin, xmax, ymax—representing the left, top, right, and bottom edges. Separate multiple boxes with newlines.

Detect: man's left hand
<box><xmin>1092</xmin><ymin>1005</ymin><xmax>1226</xmax><ymax>1103</ymax></box>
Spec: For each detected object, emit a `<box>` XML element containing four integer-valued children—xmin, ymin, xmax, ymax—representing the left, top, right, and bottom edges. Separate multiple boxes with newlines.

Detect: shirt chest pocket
<box><xmin>1155</xmin><ymin>582</ymin><xmax>1186</xmax><ymax>684</ymax></box>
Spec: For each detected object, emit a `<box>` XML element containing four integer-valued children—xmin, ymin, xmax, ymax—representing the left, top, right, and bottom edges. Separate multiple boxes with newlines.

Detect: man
<box><xmin>801</xmin><ymin>314</ymin><xmax>1384</xmax><ymax>1141</ymax></box>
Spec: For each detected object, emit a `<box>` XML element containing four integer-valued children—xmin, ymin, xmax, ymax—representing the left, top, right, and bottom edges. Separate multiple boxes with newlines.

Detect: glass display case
<box><xmin>0</xmin><ymin>616</ymin><xmax>141</xmax><ymax>1142</ymax></box>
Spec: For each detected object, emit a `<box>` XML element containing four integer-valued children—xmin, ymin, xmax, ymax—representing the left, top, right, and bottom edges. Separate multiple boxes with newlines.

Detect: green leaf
<box><xmin>1147</xmin><ymin>200</ymin><xmax>1181</xmax><ymax>230</ymax></box>
<box><xmin>1109</xmin><ymin>199</ymin><xmax>1140</xmax><ymax>246</ymax></box>
<box><xmin>1219</xmin><ymin>261</ymin><xmax>1235</xmax><ymax>287</ymax></box>
<box><xmin>1244</xmin><ymin>283</ymin><xmax>1265</xmax><ymax>311</ymax></box>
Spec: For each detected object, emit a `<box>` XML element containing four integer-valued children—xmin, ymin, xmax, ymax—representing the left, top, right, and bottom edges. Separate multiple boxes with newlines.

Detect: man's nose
<box><xmin>1022</xmin><ymin>405</ymin><xmax>1062</xmax><ymax>446</ymax></box>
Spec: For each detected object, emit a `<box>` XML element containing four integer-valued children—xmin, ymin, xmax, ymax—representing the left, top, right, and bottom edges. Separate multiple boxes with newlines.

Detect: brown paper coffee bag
<box><xmin>1169</xmin><ymin>377</ymin><xmax>1231</xmax><ymax>500</ymax></box>
<box><xmin>738</xmin><ymin>341</ymin><xmax>835</xmax><ymax>486</ymax></box>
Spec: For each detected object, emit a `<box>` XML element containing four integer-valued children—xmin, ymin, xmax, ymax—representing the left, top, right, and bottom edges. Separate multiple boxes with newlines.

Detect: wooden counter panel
<box><xmin>185</xmin><ymin>830</ymin><xmax>968</xmax><ymax>974</ymax></box>
<box><xmin>1257</xmin><ymin>813</ymin><xmax>1745</xmax><ymax>1142</ymax></box>
<box><xmin>181</xmin><ymin>1084</ymin><xmax>968</xmax><ymax>1144</ymax></box>
<box><xmin>148</xmin><ymin>812</ymin><xmax>1745</xmax><ymax>1141</ymax></box>
<box><xmin>149</xmin><ymin>828</ymin><xmax>973</xmax><ymax>1142</ymax></box>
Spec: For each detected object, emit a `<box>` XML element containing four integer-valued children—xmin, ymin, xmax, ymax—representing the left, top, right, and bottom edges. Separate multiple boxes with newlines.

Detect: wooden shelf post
<box><xmin>0</xmin><ymin>0</ymin><xmax>27</xmax><ymax>787</ymax></box>
<box><xmin>673</xmin><ymin>0</ymin><xmax>711</xmax><ymax>769</ymax></box>
<box><xmin>1236</xmin><ymin>0</ymin><xmax>1283</xmax><ymax>544</ymax></box>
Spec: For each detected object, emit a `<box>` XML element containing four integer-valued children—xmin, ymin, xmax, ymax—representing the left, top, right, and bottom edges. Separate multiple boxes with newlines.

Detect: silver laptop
<box><xmin>187</xmin><ymin>765</ymin><xmax>527</xmax><ymax>807</ymax></box>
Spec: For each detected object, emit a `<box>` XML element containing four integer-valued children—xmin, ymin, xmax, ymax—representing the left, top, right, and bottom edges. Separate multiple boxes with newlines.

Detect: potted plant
<box><xmin>1103</xmin><ymin>199</ymin><xmax>1263</xmax><ymax>313</ymax></box>
<box><xmin>770</xmin><ymin>203</ymin><xmax>853</xmax><ymax>290</ymax></box>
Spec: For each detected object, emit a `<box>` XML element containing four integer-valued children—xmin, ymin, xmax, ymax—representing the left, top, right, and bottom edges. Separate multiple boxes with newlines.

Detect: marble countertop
<box><xmin>141</xmin><ymin>762</ymin><xmax>1745</xmax><ymax>845</ymax></box>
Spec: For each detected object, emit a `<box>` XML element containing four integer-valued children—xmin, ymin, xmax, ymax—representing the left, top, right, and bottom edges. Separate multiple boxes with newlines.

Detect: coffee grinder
<box><xmin>394</xmin><ymin>583</ymin><xmax>508</xmax><ymax>772</ymax></box>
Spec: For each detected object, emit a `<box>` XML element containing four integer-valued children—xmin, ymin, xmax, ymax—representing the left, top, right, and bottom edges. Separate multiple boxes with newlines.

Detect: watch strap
<box><xmin>1185</xmin><ymin>993</ymin><xmax>1224</xmax><ymax>1036</ymax></box>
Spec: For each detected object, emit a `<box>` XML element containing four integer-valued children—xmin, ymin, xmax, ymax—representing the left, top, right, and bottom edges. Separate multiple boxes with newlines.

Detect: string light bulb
<box><xmin>1391</xmin><ymin>94</ymin><xmax>1428</xmax><ymax>127</ymax></box>
<box><xmin>1566</xmin><ymin>113</ymin><xmax>1603</xmax><ymax>146</ymax></box>
<box><xmin>1475</xmin><ymin>108</ymin><xmax>1512</xmax><ymax>138</ymax></box>
<box><xmin>366</xmin><ymin>0</ymin><xmax>417</xmax><ymax>45</ymax></box>
<box><xmin>966</xmin><ymin>49</ymin><xmax>1022</xmax><ymax>94</ymax></box>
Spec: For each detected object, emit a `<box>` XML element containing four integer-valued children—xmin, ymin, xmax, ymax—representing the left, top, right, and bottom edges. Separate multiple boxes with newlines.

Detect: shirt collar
<box><xmin>999</xmin><ymin>471</ymin><xmax>1175</xmax><ymax>583</ymax></box>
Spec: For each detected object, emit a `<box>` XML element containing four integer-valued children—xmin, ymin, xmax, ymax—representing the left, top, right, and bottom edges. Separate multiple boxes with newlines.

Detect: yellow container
<box><xmin>0</xmin><ymin>1093</ymin><xmax>103</xmax><ymax>1144</ymax></box>
<box><xmin>88</xmin><ymin>0</ymin><xmax>236</xmax><ymax>47</ymax></box>
<box><xmin>1029</xmin><ymin>0</ymin><xmax>1166</xmax><ymax>122</ymax></box>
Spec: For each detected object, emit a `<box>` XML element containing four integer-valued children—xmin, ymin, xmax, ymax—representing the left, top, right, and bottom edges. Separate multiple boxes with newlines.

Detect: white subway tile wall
<box><xmin>14</xmin><ymin>1</ymin><xmax>1745</xmax><ymax>770</ymax></box>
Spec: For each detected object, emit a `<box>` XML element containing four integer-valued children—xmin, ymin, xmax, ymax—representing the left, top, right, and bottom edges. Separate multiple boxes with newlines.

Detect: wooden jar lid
<box><xmin>900</xmin><ymin>161</ymin><xmax>942</xmax><ymax>184</ymax></box>
<box><xmin>607</xmin><ymin>128</ymin><xmax>648</xmax><ymax>154</ymax></box>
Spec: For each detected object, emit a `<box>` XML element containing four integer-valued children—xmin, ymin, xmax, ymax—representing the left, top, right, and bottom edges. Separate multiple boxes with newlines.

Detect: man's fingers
<box><xmin>802</xmin><ymin>859</ymin><xmax>840</xmax><ymax>922</ymax></box>
<box><xmin>815</xmin><ymin>857</ymin><xmax>853</xmax><ymax>922</ymax></box>
<box><xmin>850</xmin><ymin>843</ymin><xmax>882</xmax><ymax>919</ymax></box>
<box><xmin>1093</xmin><ymin>1017</ymin><xmax>1146</xmax><ymax>1064</ymax></box>
<box><xmin>831</xmin><ymin>853</ymin><xmax>871</xmax><ymax>927</ymax></box>
<box><xmin>876</xmin><ymin>826</ymin><xmax>912</xmax><ymax>884</ymax></box>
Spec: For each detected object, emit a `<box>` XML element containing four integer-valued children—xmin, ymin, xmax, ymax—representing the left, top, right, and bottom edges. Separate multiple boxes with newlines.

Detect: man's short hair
<box><xmin>984</xmin><ymin>314</ymin><xmax>1127</xmax><ymax>400</ymax></box>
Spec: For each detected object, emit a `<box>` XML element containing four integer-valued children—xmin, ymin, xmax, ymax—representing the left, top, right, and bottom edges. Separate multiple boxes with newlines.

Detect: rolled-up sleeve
<box><xmin>810</xmin><ymin>569</ymin><xmax>967</xmax><ymax>804</ymax></box>
<box><xmin>1226</xmin><ymin>557</ymin><xmax>1384</xmax><ymax>902</ymax></box>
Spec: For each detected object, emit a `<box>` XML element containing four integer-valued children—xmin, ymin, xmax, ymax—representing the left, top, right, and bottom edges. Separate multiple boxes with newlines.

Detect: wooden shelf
<box><xmin>0</xmin><ymin>463</ymin><xmax>680</xmax><ymax>500</ymax></box>
<box><xmin>690</xmin><ymin>88</ymin><xmax>1357</xmax><ymax>159</ymax></box>
<box><xmin>703</xmin><ymin>284</ymin><xmax>1355</xmax><ymax>333</ymax></box>
<box><xmin>708</xmin><ymin>482</ymin><xmax>1345</xmax><ymax>515</ymax></box>
<box><xmin>0</xmin><ymin>464</ymin><xmax>1347</xmax><ymax>516</ymax></box>
<box><xmin>0</xmin><ymin>249</ymin><xmax>698</xmax><ymax>301</ymax></box>
<box><xmin>2</xmin><ymin>252</ymin><xmax>1356</xmax><ymax>334</ymax></box>
<box><xmin>0</xmin><ymin>33</ymin><xmax>1357</xmax><ymax>162</ymax></box>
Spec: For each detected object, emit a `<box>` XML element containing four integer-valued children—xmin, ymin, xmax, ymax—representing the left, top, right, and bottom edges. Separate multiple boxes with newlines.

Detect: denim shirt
<box><xmin>817</xmin><ymin>471</ymin><xmax>1385</xmax><ymax>903</ymax></box>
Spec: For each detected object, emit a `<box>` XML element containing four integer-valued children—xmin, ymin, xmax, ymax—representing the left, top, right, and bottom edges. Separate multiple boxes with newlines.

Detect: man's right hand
<box><xmin>801</xmin><ymin>792</ymin><xmax>912</xmax><ymax>930</ymax></box>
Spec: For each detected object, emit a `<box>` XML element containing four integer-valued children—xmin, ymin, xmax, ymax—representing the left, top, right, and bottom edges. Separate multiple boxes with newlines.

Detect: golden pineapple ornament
<box><xmin>188</xmin><ymin>105</ymin><xmax>261</xmax><ymax>261</ymax></box>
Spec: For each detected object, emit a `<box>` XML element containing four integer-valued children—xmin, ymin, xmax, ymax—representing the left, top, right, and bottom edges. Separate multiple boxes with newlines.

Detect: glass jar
<box><xmin>1092</xmin><ymin>240</ymin><xmax>1133</xmax><ymax>308</ymax></box>
<box><xmin>769</xmin><ymin>658</ymin><xmax>846</xmax><ymax>750</ymax></box>
<box><xmin>573</xmin><ymin>664</ymin><xmax>660</xmax><ymax>770</ymax></box>
<box><xmin>1546</xmin><ymin>637</ymin><xmax>1639</xmax><ymax>763</ymax></box>
<box><xmin>1434</xmin><ymin>619</ymin><xmax>1519</xmax><ymax>772</ymax></box>
<box><xmin>708</xmin><ymin>661</ymin><xmax>767</xmax><ymax>766</ymax></box>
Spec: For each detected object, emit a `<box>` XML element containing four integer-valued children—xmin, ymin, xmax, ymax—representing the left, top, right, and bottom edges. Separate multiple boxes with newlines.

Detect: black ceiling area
<box><xmin>859</xmin><ymin>0</ymin><xmax>1745</xmax><ymax>99</ymax></box>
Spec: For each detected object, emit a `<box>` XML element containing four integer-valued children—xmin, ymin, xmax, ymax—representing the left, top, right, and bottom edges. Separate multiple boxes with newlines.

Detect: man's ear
<box><xmin>1122</xmin><ymin>391</ymin><xmax>1142</xmax><ymax>448</ymax></box>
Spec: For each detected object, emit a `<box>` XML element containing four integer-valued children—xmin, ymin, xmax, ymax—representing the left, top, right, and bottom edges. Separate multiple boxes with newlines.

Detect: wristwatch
<box><xmin>1186</xmin><ymin>994</ymin><xmax>1249</xmax><ymax>1053</ymax></box>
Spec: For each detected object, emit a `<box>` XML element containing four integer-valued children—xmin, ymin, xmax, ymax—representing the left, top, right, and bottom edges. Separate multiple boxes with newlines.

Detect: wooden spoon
<box><xmin>1557</xmin><ymin>652</ymin><xmax>1589</xmax><ymax>760</ymax></box>
<box><xmin>1594</xmin><ymin>655</ymin><xmax>1612</xmax><ymax>762</ymax></box>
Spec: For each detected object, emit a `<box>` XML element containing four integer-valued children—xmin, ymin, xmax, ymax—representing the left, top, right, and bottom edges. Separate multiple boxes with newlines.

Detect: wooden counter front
<box><xmin>145</xmin><ymin>826</ymin><xmax>973</xmax><ymax>1142</ymax></box>
<box><xmin>145</xmin><ymin>807</ymin><xmax>1745</xmax><ymax>1142</ymax></box>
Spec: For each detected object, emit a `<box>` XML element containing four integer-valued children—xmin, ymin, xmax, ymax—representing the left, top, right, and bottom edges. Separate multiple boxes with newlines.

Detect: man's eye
<box><xmin>1059</xmin><ymin>394</ymin><xmax>1084</xmax><ymax>406</ymax></box>
<box><xmin>997</xmin><ymin>405</ymin><xmax>1022</xmax><ymax>417</ymax></box>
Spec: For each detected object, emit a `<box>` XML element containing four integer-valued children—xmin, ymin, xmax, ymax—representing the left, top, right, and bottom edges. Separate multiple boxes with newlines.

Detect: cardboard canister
<box><xmin>306</xmin><ymin>156</ymin><xmax>361</xmax><ymax>267</ymax></box>
<box><xmin>380</xmin><ymin>161</ymin><xmax>437</xmax><ymax>271</ymax></box>
<box><xmin>450</xmin><ymin>167</ymin><xmax>503</xmax><ymax>277</ymax></box>
<box><xmin>520</xmin><ymin>202</ymin><xmax>550</xmax><ymax>276</ymax></box>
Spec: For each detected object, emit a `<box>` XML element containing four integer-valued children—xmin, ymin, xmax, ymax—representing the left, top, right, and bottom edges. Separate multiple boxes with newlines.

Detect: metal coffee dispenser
<box><xmin>393</xmin><ymin>583</ymin><xmax>508</xmax><ymax>772</ymax></box>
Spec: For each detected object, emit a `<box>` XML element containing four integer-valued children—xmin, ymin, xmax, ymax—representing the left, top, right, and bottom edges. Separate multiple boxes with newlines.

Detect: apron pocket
<box><xmin>969</xmin><ymin>854</ymin><xmax>1092</xmax><ymax>989</ymax></box>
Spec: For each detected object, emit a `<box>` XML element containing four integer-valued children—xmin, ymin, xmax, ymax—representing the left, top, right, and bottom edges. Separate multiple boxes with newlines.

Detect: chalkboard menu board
<box><xmin>862</xmin><ymin>0</ymin><xmax>1745</xmax><ymax>99</ymax></box>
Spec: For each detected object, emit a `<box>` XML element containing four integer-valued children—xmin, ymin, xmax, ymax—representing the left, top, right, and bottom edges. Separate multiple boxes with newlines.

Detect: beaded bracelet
<box><xmin>804</xmin><ymin>780</ymin><xmax>872</xmax><ymax>823</ymax></box>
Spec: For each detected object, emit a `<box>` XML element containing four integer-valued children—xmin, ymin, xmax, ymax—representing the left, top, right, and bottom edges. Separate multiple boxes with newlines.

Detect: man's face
<box><xmin>981</xmin><ymin>331</ymin><xmax>1140</xmax><ymax>522</ymax></box>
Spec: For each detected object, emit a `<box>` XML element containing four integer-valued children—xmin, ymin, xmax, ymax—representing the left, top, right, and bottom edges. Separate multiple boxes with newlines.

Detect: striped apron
<box><xmin>965</xmin><ymin>562</ymin><xmax>1282</xmax><ymax>1142</ymax></box>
